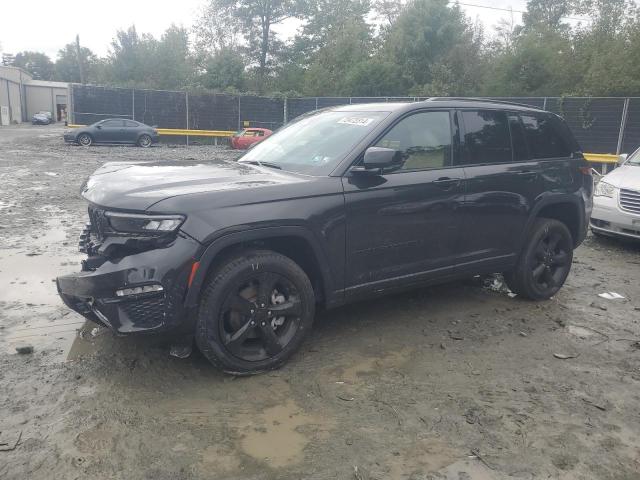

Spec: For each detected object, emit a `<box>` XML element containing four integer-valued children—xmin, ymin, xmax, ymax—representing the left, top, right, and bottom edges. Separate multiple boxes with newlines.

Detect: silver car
<box><xmin>590</xmin><ymin>150</ymin><xmax>640</xmax><ymax>240</ymax></box>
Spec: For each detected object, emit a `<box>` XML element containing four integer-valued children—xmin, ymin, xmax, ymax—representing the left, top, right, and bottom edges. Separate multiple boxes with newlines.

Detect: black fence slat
<box><xmin>622</xmin><ymin>98</ymin><xmax>640</xmax><ymax>154</ymax></box>
<box><xmin>133</xmin><ymin>89</ymin><xmax>186</xmax><ymax>129</ymax></box>
<box><xmin>189</xmin><ymin>94</ymin><xmax>239</xmax><ymax>131</ymax></box>
<box><xmin>239</xmin><ymin>96</ymin><xmax>284</xmax><ymax>130</ymax></box>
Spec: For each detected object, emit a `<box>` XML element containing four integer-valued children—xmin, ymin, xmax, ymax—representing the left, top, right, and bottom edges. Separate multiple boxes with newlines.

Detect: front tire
<box><xmin>505</xmin><ymin>218</ymin><xmax>573</xmax><ymax>300</ymax></box>
<box><xmin>77</xmin><ymin>133</ymin><xmax>93</xmax><ymax>146</ymax></box>
<box><xmin>137</xmin><ymin>134</ymin><xmax>152</xmax><ymax>148</ymax></box>
<box><xmin>196</xmin><ymin>250</ymin><xmax>315</xmax><ymax>374</ymax></box>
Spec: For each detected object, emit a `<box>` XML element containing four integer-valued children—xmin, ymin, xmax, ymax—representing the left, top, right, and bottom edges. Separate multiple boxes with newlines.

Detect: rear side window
<box><xmin>102</xmin><ymin>120</ymin><xmax>122</xmax><ymax>127</ymax></box>
<box><xmin>375</xmin><ymin>111</ymin><xmax>452</xmax><ymax>171</ymax></box>
<box><xmin>461</xmin><ymin>110</ymin><xmax>512</xmax><ymax>164</ymax></box>
<box><xmin>520</xmin><ymin>113</ymin><xmax>573</xmax><ymax>158</ymax></box>
<box><xmin>124</xmin><ymin>120</ymin><xmax>139</xmax><ymax>127</ymax></box>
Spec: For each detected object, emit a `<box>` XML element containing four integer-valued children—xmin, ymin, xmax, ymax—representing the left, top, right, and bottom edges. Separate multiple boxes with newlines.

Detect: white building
<box><xmin>0</xmin><ymin>65</ymin><xmax>69</xmax><ymax>125</ymax></box>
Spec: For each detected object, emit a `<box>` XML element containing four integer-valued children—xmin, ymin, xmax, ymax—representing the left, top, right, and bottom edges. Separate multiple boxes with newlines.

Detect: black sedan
<box><xmin>64</xmin><ymin>119</ymin><xmax>159</xmax><ymax>147</ymax></box>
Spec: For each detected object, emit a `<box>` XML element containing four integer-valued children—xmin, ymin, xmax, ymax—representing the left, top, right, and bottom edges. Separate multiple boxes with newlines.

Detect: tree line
<box><xmin>4</xmin><ymin>0</ymin><xmax>640</xmax><ymax>97</ymax></box>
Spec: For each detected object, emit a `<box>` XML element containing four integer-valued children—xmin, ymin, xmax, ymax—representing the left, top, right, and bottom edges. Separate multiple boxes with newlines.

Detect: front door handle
<box><xmin>433</xmin><ymin>177</ymin><xmax>462</xmax><ymax>189</ymax></box>
<box><xmin>517</xmin><ymin>170</ymin><xmax>538</xmax><ymax>181</ymax></box>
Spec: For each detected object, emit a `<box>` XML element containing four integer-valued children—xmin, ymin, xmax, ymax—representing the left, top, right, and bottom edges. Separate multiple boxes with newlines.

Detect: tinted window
<box><xmin>101</xmin><ymin>120</ymin><xmax>122</xmax><ymax>127</ymax></box>
<box><xmin>239</xmin><ymin>110</ymin><xmax>389</xmax><ymax>175</ymax></box>
<box><xmin>461</xmin><ymin>110</ymin><xmax>512</xmax><ymax>164</ymax></box>
<box><xmin>124</xmin><ymin>120</ymin><xmax>139</xmax><ymax>127</ymax></box>
<box><xmin>375</xmin><ymin>111</ymin><xmax>451</xmax><ymax>171</ymax></box>
<box><xmin>520</xmin><ymin>113</ymin><xmax>573</xmax><ymax>158</ymax></box>
<box><xmin>508</xmin><ymin>114</ymin><xmax>529</xmax><ymax>161</ymax></box>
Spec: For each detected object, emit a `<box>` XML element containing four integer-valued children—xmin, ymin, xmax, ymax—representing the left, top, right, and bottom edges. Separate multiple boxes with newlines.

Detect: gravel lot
<box><xmin>1</xmin><ymin>124</ymin><xmax>640</xmax><ymax>480</ymax></box>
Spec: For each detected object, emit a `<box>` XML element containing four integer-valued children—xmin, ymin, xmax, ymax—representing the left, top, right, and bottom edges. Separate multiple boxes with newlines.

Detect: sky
<box><xmin>0</xmin><ymin>0</ymin><xmax>589</xmax><ymax>60</ymax></box>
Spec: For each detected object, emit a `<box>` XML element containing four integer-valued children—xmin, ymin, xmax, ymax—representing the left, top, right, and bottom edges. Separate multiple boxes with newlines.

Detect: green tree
<box><xmin>343</xmin><ymin>59</ymin><xmax>410</xmax><ymax>96</ymax></box>
<box><xmin>200</xmin><ymin>49</ymin><xmax>245</xmax><ymax>91</ymax></box>
<box><xmin>294</xmin><ymin>0</ymin><xmax>373</xmax><ymax>95</ymax></box>
<box><xmin>522</xmin><ymin>0</ymin><xmax>574</xmax><ymax>32</ymax></box>
<box><xmin>384</xmin><ymin>0</ymin><xmax>485</xmax><ymax>94</ymax></box>
<box><xmin>54</xmin><ymin>43</ymin><xmax>98</xmax><ymax>83</ymax></box>
<box><xmin>13</xmin><ymin>51</ymin><xmax>55</xmax><ymax>80</ymax></box>
<box><xmin>153</xmin><ymin>25</ymin><xmax>194</xmax><ymax>89</ymax></box>
<box><xmin>195</xmin><ymin>0</ymin><xmax>304</xmax><ymax>90</ymax></box>
<box><xmin>108</xmin><ymin>26</ymin><xmax>151</xmax><ymax>85</ymax></box>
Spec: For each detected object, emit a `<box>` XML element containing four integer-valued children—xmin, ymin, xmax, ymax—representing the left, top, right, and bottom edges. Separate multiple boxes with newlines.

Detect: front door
<box><xmin>95</xmin><ymin>119</ymin><xmax>125</xmax><ymax>143</ymax></box>
<box><xmin>342</xmin><ymin>110</ymin><xmax>466</xmax><ymax>295</ymax></box>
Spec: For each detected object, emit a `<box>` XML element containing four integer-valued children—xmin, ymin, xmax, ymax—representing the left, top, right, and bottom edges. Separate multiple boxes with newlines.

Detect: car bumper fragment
<box><xmin>590</xmin><ymin>196</ymin><xmax>640</xmax><ymax>240</ymax></box>
<box><xmin>56</xmin><ymin>233</ymin><xmax>204</xmax><ymax>334</ymax></box>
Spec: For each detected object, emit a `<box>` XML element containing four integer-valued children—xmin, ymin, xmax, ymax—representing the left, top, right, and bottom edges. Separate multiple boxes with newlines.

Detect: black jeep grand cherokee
<box><xmin>57</xmin><ymin>99</ymin><xmax>593</xmax><ymax>374</ymax></box>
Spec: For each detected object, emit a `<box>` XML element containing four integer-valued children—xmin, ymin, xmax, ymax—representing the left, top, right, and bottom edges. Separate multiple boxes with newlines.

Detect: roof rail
<box><xmin>427</xmin><ymin>97</ymin><xmax>542</xmax><ymax>109</ymax></box>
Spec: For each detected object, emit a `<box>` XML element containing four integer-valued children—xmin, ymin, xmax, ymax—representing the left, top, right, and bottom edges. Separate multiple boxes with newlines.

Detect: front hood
<box><xmin>82</xmin><ymin>159</ymin><xmax>304</xmax><ymax>210</ymax></box>
<box><xmin>602</xmin><ymin>164</ymin><xmax>640</xmax><ymax>190</ymax></box>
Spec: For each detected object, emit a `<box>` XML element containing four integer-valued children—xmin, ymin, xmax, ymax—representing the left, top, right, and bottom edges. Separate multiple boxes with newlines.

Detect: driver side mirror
<box><xmin>351</xmin><ymin>147</ymin><xmax>403</xmax><ymax>175</ymax></box>
<box><xmin>617</xmin><ymin>153</ymin><xmax>628</xmax><ymax>166</ymax></box>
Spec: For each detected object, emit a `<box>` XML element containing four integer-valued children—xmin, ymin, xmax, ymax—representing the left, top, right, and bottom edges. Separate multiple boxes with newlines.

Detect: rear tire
<box><xmin>137</xmin><ymin>134</ymin><xmax>152</xmax><ymax>148</ymax></box>
<box><xmin>505</xmin><ymin>218</ymin><xmax>573</xmax><ymax>300</ymax></box>
<box><xmin>196</xmin><ymin>249</ymin><xmax>315</xmax><ymax>375</ymax></box>
<box><xmin>77</xmin><ymin>133</ymin><xmax>93</xmax><ymax>146</ymax></box>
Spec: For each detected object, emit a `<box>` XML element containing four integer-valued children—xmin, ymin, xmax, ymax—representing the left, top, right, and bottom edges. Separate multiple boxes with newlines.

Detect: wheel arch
<box><xmin>185</xmin><ymin>226</ymin><xmax>338</xmax><ymax>309</ymax></box>
<box><xmin>77</xmin><ymin>131</ymin><xmax>93</xmax><ymax>142</ymax></box>
<box><xmin>526</xmin><ymin>194</ymin><xmax>586</xmax><ymax>248</ymax></box>
<box><xmin>137</xmin><ymin>132</ymin><xmax>152</xmax><ymax>144</ymax></box>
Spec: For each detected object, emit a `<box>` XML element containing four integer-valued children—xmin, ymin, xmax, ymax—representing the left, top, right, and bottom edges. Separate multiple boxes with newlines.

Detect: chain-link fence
<box><xmin>70</xmin><ymin>84</ymin><xmax>640</xmax><ymax>154</ymax></box>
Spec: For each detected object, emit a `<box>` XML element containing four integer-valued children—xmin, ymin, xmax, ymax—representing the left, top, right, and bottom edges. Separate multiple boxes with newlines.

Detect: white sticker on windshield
<box><xmin>338</xmin><ymin>117</ymin><xmax>375</xmax><ymax>127</ymax></box>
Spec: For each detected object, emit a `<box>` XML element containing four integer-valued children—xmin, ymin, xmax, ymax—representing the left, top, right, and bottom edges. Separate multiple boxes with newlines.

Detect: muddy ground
<box><xmin>1</xmin><ymin>124</ymin><xmax>639</xmax><ymax>480</ymax></box>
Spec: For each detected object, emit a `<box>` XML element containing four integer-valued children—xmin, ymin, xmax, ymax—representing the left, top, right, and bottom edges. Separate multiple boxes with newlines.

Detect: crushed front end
<box><xmin>56</xmin><ymin>205</ymin><xmax>204</xmax><ymax>334</ymax></box>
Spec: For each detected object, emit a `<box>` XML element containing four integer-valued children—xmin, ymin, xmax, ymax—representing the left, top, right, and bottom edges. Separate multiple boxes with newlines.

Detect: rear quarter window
<box><xmin>520</xmin><ymin>113</ymin><xmax>575</xmax><ymax>159</ymax></box>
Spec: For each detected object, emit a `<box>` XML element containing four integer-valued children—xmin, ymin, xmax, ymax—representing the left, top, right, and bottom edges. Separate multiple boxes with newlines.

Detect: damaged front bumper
<box><xmin>57</xmin><ymin>229</ymin><xmax>204</xmax><ymax>334</ymax></box>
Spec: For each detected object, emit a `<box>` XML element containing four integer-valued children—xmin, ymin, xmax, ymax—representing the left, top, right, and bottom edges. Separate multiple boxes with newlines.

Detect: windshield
<box><xmin>628</xmin><ymin>148</ymin><xmax>640</xmax><ymax>166</ymax></box>
<box><xmin>239</xmin><ymin>110</ymin><xmax>390</xmax><ymax>175</ymax></box>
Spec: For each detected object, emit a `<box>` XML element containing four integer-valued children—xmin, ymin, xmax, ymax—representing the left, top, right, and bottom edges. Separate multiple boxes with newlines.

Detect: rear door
<box><xmin>343</xmin><ymin>110</ymin><xmax>466</xmax><ymax>294</ymax></box>
<box><xmin>519</xmin><ymin>112</ymin><xmax>578</xmax><ymax>194</ymax></box>
<box><xmin>456</xmin><ymin>109</ymin><xmax>545</xmax><ymax>270</ymax></box>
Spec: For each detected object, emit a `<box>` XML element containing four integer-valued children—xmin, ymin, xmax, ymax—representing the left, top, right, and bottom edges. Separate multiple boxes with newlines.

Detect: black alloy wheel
<box><xmin>220</xmin><ymin>271</ymin><xmax>303</xmax><ymax>361</ymax></box>
<box><xmin>196</xmin><ymin>250</ymin><xmax>315</xmax><ymax>374</ymax></box>
<box><xmin>530</xmin><ymin>229</ymin><xmax>571</xmax><ymax>291</ymax></box>
<box><xmin>505</xmin><ymin>218</ymin><xmax>574</xmax><ymax>300</ymax></box>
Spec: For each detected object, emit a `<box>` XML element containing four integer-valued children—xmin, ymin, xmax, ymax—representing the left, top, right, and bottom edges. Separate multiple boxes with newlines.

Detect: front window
<box><xmin>374</xmin><ymin>111</ymin><xmax>451</xmax><ymax>171</ymax></box>
<box><xmin>239</xmin><ymin>110</ymin><xmax>389</xmax><ymax>175</ymax></box>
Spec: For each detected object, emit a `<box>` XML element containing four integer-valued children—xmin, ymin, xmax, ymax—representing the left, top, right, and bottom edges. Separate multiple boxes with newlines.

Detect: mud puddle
<box><xmin>0</xmin><ymin>215</ymin><xmax>92</xmax><ymax>359</ymax></box>
<box><xmin>239</xmin><ymin>399</ymin><xmax>331</xmax><ymax>468</ymax></box>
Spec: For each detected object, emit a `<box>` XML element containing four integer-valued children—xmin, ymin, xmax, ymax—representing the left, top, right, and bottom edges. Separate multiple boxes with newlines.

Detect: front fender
<box><xmin>184</xmin><ymin>225</ymin><xmax>340</xmax><ymax>309</ymax></box>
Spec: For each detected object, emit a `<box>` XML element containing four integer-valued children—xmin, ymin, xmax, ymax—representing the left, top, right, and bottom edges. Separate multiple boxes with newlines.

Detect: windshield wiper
<box><xmin>241</xmin><ymin>160</ymin><xmax>282</xmax><ymax>170</ymax></box>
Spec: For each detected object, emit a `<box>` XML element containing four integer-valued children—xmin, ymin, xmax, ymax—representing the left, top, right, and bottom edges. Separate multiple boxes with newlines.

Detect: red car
<box><xmin>230</xmin><ymin>128</ymin><xmax>273</xmax><ymax>149</ymax></box>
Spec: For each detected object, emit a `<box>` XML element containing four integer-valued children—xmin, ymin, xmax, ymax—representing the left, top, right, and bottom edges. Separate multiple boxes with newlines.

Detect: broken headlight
<box><xmin>105</xmin><ymin>212</ymin><xmax>185</xmax><ymax>235</ymax></box>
